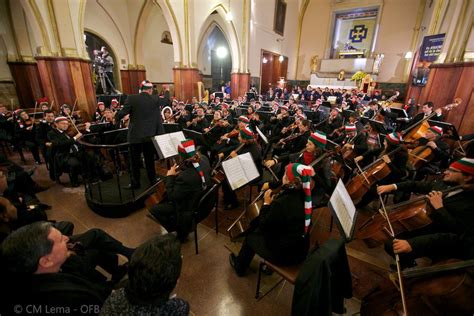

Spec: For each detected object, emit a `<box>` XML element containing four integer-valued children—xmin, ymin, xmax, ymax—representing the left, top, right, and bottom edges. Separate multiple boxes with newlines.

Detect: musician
<box><xmin>219</xmin><ymin>127</ymin><xmax>262</xmax><ymax>210</ymax></box>
<box><xmin>409</xmin><ymin>101</ymin><xmax>443</xmax><ymax>126</ymax></box>
<box><xmin>363</xmin><ymin>101</ymin><xmax>378</xmax><ymax>119</ymax></box>
<box><xmin>229</xmin><ymin>163</ymin><xmax>314</xmax><ymax>276</ymax></box>
<box><xmin>378</xmin><ymin>158</ymin><xmax>474</xmax><ymax>267</ymax></box>
<box><xmin>116</xmin><ymin>80</ymin><xmax>168</xmax><ymax>189</ymax></box>
<box><xmin>60</xmin><ymin>104</ymin><xmax>81</xmax><ymax>124</ymax></box>
<box><xmin>162</xmin><ymin>106</ymin><xmax>176</xmax><ymax>124</ymax></box>
<box><xmin>149</xmin><ymin>139</ymin><xmax>211</xmax><ymax>242</ymax></box>
<box><xmin>35</xmin><ymin>110</ymin><xmax>55</xmax><ymax>166</ymax></box>
<box><xmin>324</xmin><ymin>108</ymin><xmax>343</xmax><ymax>138</ymax></box>
<box><xmin>92</xmin><ymin>101</ymin><xmax>106</xmax><ymax>123</ymax></box>
<box><xmin>47</xmin><ymin>117</ymin><xmax>83</xmax><ymax>187</ymax></box>
<box><xmin>14</xmin><ymin>110</ymin><xmax>41</xmax><ymax>164</ymax></box>
<box><xmin>186</xmin><ymin>106</ymin><xmax>209</xmax><ymax>133</ymax></box>
<box><xmin>355</xmin><ymin>132</ymin><xmax>408</xmax><ymax>207</ymax></box>
<box><xmin>274</xmin><ymin>119</ymin><xmax>311</xmax><ymax>156</ymax></box>
<box><xmin>411</xmin><ymin>125</ymin><xmax>450</xmax><ymax>180</ymax></box>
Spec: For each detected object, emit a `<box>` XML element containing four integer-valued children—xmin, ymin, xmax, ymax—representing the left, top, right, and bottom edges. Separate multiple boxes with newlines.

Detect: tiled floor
<box><xmin>15</xmin><ymin>152</ymin><xmax>388</xmax><ymax>315</ymax></box>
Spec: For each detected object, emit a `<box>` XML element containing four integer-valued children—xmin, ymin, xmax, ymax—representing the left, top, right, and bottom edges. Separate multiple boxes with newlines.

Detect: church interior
<box><xmin>0</xmin><ymin>0</ymin><xmax>473</xmax><ymax>315</ymax></box>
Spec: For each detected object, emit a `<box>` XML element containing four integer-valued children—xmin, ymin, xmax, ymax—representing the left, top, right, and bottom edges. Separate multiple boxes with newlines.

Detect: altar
<box><xmin>339</xmin><ymin>50</ymin><xmax>365</xmax><ymax>59</ymax></box>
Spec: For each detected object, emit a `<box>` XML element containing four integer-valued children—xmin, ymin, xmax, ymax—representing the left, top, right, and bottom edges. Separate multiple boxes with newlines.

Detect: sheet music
<box><xmin>256</xmin><ymin>127</ymin><xmax>268</xmax><ymax>144</ymax></box>
<box><xmin>153</xmin><ymin>131</ymin><xmax>185</xmax><ymax>159</ymax></box>
<box><xmin>238</xmin><ymin>152</ymin><xmax>260</xmax><ymax>183</ymax></box>
<box><xmin>222</xmin><ymin>156</ymin><xmax>248</xmax><ymax>190</ymax></box>
<box><xmin>329</xmin><ymin>179</ymin><xmax>356</xmax><ymax>239</ymax></box>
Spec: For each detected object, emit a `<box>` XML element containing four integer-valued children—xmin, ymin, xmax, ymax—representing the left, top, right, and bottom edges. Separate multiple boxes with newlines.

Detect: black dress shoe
<box><xmin>229</xmin><ymin>253</ymin><xmax>245</xmax><ymax>277</ymax></box>
<box><xmin>123</xmin><ymin>183</ymin><xmax>140</xmax><ymax>190</ymax></box>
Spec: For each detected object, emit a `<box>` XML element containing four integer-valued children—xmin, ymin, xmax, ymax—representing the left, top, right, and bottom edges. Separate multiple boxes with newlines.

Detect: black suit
<box><xmin>47</xmin><ymin>129</ymin><xmax>81</xmax><ymax>184</ymax></box>
<box><xmin>233</xmin><ymin>188</ymin><xmax>310</xmax><ymax>273</ymax></box>
<box><xmin>385</xmin><ymin>181</ymin><xmax>474</xmax><ymax>266</ymax></box>
<box><xmin>117</xmin><ymin>92</ymin><xmax>169</xmax><ymax>186</ymax></box>
<box><xmin>150</xmin><ymin>156</ymin><xmax>211</xmax><ymax>241</ymax></box>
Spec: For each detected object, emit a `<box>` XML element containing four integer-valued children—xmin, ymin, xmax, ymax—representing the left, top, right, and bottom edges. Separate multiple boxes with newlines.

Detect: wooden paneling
<box><xmin>8</xmin><ymin>62</ymin><xmax>44</xmax><ymax>108</ymax></box>
<box><xmin>173</xmin><ymin>68</ymin><xmax>200</xmax><ymax>101</ymax></box>
<box><xmin>231</xmin><ymin>73</ymin><xmax>250</xmax><ymax>99</ymax></box>
<box><xmin>260</xmin><ymin>49</ymin><xmax>288</xmax><ymax>94</ymax></box>
<box><xmin>120</xmin><ymin>69</ymin><xmax>147</xmax><ymax>95</ymax></box>
<box><xmin>406</xmin><ymin>62</ymin><xmax>474</xmax><ymax>135</ymax></box>
<box><xmin>35</xmin><ymin>56</ymin><xmax>96</xmax><ymax>120</ymax></box>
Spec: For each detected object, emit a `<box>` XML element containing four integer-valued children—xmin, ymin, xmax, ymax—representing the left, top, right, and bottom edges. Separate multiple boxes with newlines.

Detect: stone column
<box><xmin>231</xmin><ymin>73</ymin><xmax>250</xmax><ymax>99</ymax></box>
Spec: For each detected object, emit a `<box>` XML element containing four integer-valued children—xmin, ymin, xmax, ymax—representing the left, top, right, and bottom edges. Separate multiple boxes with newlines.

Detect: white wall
<box><xmin>141</xmin><ymin>5</ymin><xmax>174</xmax><ymax>82</ymax></box>
<box><xmin>248</xmin><ymin>0</ymin><xmax>299</xmax><ymax>79</ymax></box>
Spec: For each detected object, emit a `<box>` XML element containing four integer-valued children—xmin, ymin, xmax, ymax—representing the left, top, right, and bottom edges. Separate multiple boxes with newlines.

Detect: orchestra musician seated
<box><xmin>149</xmin><ymin>139</ymin><xmax>211</xmax><ymax>243</ymax></box>
<box><xmin>377</xmin><ymin>158</ymin><xmax>474</xmax><ymax>268</ymax></box>
<box><xmin>408</xmin><ymin>101</ymin><xmax>443</xmax><ymax>127</ymax></box>
<box><xmin>229</xmin><ymin>163</ymin><xmax>315</xmax><ymax>276</ymax></box>
<box><xmin>354</xmin><ymin>132</ymin><xmax>408</xmax><ymax>207</ymax></box>
<box><xmin>218</xmin><ymin>127</ymin><xmax>262</xmax><ymax>210</ymax></box>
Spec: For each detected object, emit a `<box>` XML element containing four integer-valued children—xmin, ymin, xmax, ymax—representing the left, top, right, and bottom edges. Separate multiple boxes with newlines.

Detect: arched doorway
<box><xmin>198</xmin><ymin>26</ymin><xmax>232</xmax><ymax>93</ymax></box>
<box><xmin>84</xmin><ymin>31</ymin><xmax>122</xmax><ymax>94</ymax></box>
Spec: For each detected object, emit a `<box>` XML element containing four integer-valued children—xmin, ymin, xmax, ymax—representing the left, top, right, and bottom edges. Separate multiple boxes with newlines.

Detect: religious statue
<box><xmin>337</xmin><ymin>70</ymin><xmax>345</xmax><ymax>81</ymax></box>
<box><xmin>310</xmin><ymin>55</ymin><xmax>319</xmax><ymax>74</ymax></box>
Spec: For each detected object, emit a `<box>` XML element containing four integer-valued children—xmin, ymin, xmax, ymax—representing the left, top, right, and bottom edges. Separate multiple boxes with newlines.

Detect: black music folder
<box><xmin>163</xmin><ymin>123</ymin><xmax>181</xmax><ymax>133</ymax></box>
<box><xmin>183</xmin><ymin>129</ymin><xmax>206</xmax><ymax>146</ymax></box>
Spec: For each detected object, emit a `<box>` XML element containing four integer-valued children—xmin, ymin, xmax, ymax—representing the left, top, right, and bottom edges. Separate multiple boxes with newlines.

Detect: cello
<box><xmin>345</xmin><ymin>147</ymin><xmax>402</xmax><ymax>201</ymax></box>
<box><xmin>356</xmin><ymin>185</ymin><xmax>463</xmax><ymax>248</ymax></box>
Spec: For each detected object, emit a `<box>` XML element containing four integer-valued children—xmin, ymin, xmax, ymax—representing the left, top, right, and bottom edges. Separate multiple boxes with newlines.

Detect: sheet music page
<box><xmin>256</xmin><ymin>127</ymin><xmax>268</xmax><ymax>144</ymax></box>
<box><xmin>329</xmin><ymin>179</ymin><xmax>356</xmax><ymax>238</ymax></box>
<box><xmin>222</xmin><ymin>156</ymin><xmax>248</xmax><ymax>190</ymax></box>
<box><xmin>153</xmin><ymin>134</ymin><xmax>176</xmax><ymax>159</ymax></box>
<box><xmin>238</xmin><ymin>152</ymin><xmax>260</xmax><ymax>183</ymax></box>
<box><xmin>169</xmin><ymin>131</ymin><xmax>186</xmax><ymax>150</ymax></box>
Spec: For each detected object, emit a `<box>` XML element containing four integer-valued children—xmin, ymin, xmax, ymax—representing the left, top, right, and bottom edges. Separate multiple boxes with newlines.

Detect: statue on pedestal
<box><xmin>310</xmin><ymin>55</ymin><xmax>319</xmax><ymax>74</ymax></box>
<box><xmin>337</xmin><ymin>70</ymin><xmax>345</xmax><ymax>81</ymax></box>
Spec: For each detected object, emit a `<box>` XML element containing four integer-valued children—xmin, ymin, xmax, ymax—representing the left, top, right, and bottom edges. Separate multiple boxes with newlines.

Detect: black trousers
<box><xmin>149</xmin><ymin>201</ymin><xmax>193</xmax><ymax>241</ymax></box>
<box><xmin>129</xmin><ymin>141</ymin><xmax>156</xmax><ymax>186</ymax></box>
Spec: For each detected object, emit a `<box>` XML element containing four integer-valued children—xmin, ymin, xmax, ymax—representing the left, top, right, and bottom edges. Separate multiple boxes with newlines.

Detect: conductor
<box><xmin>117</xmin><ymin>80</ymin><xmax>170</xmax><ymax>189</ymax></box>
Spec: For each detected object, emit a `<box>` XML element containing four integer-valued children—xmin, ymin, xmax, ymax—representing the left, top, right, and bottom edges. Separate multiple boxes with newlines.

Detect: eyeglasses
<box><xmin>447</xmin><ymin>168</ymin><xmax>462</xmax><ymax>173</ymax></box>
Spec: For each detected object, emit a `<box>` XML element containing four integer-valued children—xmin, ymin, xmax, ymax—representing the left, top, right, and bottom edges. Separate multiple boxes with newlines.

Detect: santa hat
<box><xmin>449</xmin><ymin>158</ymin><xmax>474</xmax><ymax>175</ymax></box>
<box><xmin>37</xmin><ymin>97</ymin><xmax>49</xmax><ymax>104</ymax></box>
<box><xmin>429</xmin><ymin>125</ymin><xmax>443</xmax><ymax>136</ymax></box>
<box><xmin>221</xmin><ymin>103</ymin><xmax>229</xmax><ymax>110</ymax></box>
<box><xmin>239</xmin><ymin>126</ymin><xmax>255</xmax><ymax>140</ymax></box>
<box><xmin>285</xmin><ymin>163</ymin><xmax>315</xmax><ymax>234</ymax></box>
<box><xmin>280</xmin><ymin>105</ymin><xmax>289</xmax><ymax>111</ymax></box>
<box><xmin>177</xmin><ymin>139</ymin><xmax>206</xmax><ymax>189</ymax></box>
<box><xmin>308</xmin><ymin>131</ymin><xmax>327</xmax><ymax>149</ymax></box>
<box><xmin>54</xmin><ymin>116</ymin><xmax>68</xmax><ymax>123</ymax></box>
<box><xmin>140</xmin><ymin>80</ymin><xmax>153</xmax><ymax>90</ymax></box>
<box><xmin>238</xmin><ymin>115</ymin><xmax>250</xmax><ymax>124</ymax></box>
<box><xmin>386</xmin><ymin>132</ymin><xmax>402</xmax><ymax>144</ymax></box>
<box><xmin>344</xmin><ymin>124</ymin><xmax>357</xmax><ymax>132</ymax></box>
<box><xmin>97</xmin><ymin>101</ymin><xmax>105</xmax><ymax>106</ymax></box>
<box><xmin>111</xmin><ymin>99</ymin><xmax>119</xmax><ymax>105</ymax></box>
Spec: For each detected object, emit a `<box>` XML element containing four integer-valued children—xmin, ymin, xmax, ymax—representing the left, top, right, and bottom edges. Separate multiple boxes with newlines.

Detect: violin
<box><xmin>346</xmin><ymin>147</ymin><xmax>402</xmax><ymax>201</ymax></box>
<box><xmin>218</xmin><ymin>128</ymin><xmax>239</xmax><ymax>144</ymax></box>
<box><xmin>356</xmin><ymin>185</ymin><xmax>463</xmax><ymax>248</ymax></box>
<box><xmin>407</xmin><ymin>144</ymin><xmax>434</xmax><ymax>170</ymax></box>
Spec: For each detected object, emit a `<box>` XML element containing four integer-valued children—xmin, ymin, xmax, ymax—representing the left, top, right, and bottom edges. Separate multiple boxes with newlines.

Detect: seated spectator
<box><xmin>0</xmin><ymin>222</ymin><xmax>112</xmax><ymax>314</ymax></box>
<box><xmin>100</xmin><ymin>234</ymin><xmax>189</xmax><ymax>316</ymax></box>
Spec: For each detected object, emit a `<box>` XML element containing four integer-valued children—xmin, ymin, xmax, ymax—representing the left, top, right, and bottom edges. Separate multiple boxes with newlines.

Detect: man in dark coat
<box><xmin>377</xmin><ymin>157</ymin><xmax>474</xmax><ymax>268</ymax></box>
<box><xmin>117</xmin><ymin>80</ymin><xmax>169</xmax><ymax>189</ymax></box>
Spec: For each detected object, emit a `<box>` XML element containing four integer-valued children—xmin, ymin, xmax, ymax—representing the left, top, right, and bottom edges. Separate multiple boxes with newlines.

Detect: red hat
<box><xmin>429</xmin><ymin>125</ymin><xmax>443</xmax><ymax>136</ymax></box>
<box><xmin>140</xmin><ymin>80</ymin><xmax>153</xmax><ymax>90</ymax></box>
<box><xmin>308</xmin><ymin>131</ymin><xmax>327</xmax><ymax>149</ymax></box>
<box><xmin>344</xmin><ymin>124</ymin><xmax>357</xmax><ymax>132</ymax></box>
<box><xmin>285</xmin><ymin>163</ymin><xmax>315</xmax><ymax>234</ymax></box>
<box><xmin>97</xmin><ymin>101</ymin><xmax>104</xmax><ymax>106</ymax></box>
<box><xmin>111</xmin><ymin>99</ymin><xmax>119</xmax><ymax>105</ymax></box>
<box><xmin>386</xmin><ymin>132</ymin><xmax>402</xmax><ymax>144</ymax></box>
<box><xmin>54</xmin><ymin>116</ymin><xmax>68</xmax><ymax>123</ymax></box>
<box><xmin>238</xmin><ymin>115</ymin><xmax>250</xmax><ymax>123</ymax></box>
<box><xmin>280</xmin><ymin>105</ymin><xmax>289</xmax><ymax>111</ymax></box>
<box><xmin>239</xmin><ymin>126</ymin><xmax>255</xmax><ymax>140</ymax></box>
<box><xmin>449</xmin><ymin>158</ymin><xmax>474</xmax><ymax>175</ymax></box>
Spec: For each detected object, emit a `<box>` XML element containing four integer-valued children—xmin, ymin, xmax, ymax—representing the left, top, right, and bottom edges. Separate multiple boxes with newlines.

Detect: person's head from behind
<box><xmin>140</xmin><ymin>80</ymin><xmax>153</xmax><ymax>95</ymax></box>
<box><xmin>1</xmin><ymin>222</ymin><xmax>69</xmax><ymax>275</ymax></box>
<box><xmin>126</xmin><ymin>234</ymin><xmax>182</xmax><ymax>305</ymax></box>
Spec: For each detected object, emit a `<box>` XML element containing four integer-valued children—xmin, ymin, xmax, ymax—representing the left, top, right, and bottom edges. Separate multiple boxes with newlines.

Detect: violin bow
<box><xmin>71</xmin><ymin>98</ymin><xmax>78</xmax><ymax>113</ymax></box>
<box><xmin>50</xmin><ymin>100</ymin><xmax>55</xmax><ymax>111</ymax></box>
<box><xmin>354</xmin><ymin>160</ymin><xmax>371</xmax><ymax>185</ymax></box>
<box><xmin>378</xmin><ymin>191</ymin><xmax>408</xmax><ymax>315</ymax></box>
<box><xmin>65</xmin><ymin>111</ymin><xmax>81</xmax><ymax>134</ymax></box>
<box><xmin>32</xmin><ymin>101</ymin><xmax>38</xmax><ymax>124</ymax></box>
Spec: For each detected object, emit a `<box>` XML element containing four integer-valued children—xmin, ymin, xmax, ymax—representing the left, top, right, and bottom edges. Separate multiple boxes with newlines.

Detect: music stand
<box><xmin>304</xmin><ymin>110</ymin><xmax>319</xmax><ymax>123</ymax></box>
<box><xmin>163</xmin><ymin>123</ymin><xmax>181</xmax><ymax>133</ymax></box>
<box><xmin>367</xmin><ymin>119</ymin><xmax>387</xmax><ymax>135</ymax></box>
<box><xmin>214</xmin><ymin>92</ymin><xmax>224</xmax><ymax>99</ymax></box>
<box><xmin>325</xmin><ymin>138</ymin><xmax>341</xmax><ymax>151</ymax></box>
<box><xmin>390</xmin><ymin>108</ymin><xmax>408</xmax><ymax>120</ymax></box>
<box><xmin>246</xmin><ymin>92</ymin><xmax>256</xmax><ymax>102</ymax></box>
<box><xmin>205</xmin><ymin>114</ymin><xmax>214</xmax><ymax>122</ymax></box>
<box><xmin>256</xmin><ymin>111</ymin><xmax>274</xmax><ymax>122</ymax></box>
<box><xmin>29</xmin><ymin>112</ymin><xmax>45</xmax><ymax>119</ymax></box>
<box><xmin>183</xmin><ymin>129</ymin><xmax>206</xmax><ymax>146</ymax></box>
<box><xmin>342</xmin><ymin>110</ymin><xmax>355</xmax><ymax>121</ymax></box>
<box><xmin>328</xmin><ymin>179</ymin><xmax>358</xmax><ymax>242</ymax></box>
<box><xmin>428</xmin><ymin>120</ymin><xmax>460</xmax><ymax>141</ymax></box>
